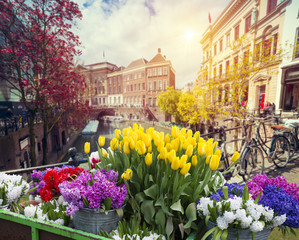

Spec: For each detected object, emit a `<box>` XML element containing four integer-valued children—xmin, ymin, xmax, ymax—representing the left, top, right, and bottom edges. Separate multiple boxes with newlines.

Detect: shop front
<box><xmin>280</xmin><ymin>65</ymin><xmax>299</xmax><ymax>112</ymax></box>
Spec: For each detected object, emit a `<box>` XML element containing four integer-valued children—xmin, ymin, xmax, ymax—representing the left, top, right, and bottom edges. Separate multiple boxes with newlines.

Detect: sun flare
<box><xmin>183</xmin><ymin>29</ymin><xmax>196</xmax><ymax>42</ymax></box>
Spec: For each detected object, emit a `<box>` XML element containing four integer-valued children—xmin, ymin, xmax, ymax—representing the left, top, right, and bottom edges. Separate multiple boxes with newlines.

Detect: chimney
<box><xmin>158</xmin><ymin>48</ymin><xmax>161</xmax><ymax>54</ymax></box>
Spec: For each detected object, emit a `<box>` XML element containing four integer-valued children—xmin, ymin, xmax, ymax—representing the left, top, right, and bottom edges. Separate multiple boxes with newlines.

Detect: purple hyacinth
<box><xmin>59</xmin><ymin>169</ymin><xmax>127</xmax><ymax>216</ymax></box>
<box><xmin>210</xmin><ymin>183</ymin><xmax>245</xmax><ymax>200</ymax></box>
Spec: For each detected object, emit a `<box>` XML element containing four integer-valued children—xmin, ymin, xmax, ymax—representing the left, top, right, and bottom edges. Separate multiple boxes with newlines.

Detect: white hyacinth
<box><xmin>216</xmin><ymin>216</ymin><xmax>229</xmax><ymax>230</ymax></box>
<box><xmin>111</xmin><ymin>230</ymin><xmax>165</xmax><ymax>240</ymax></box>
<box><xmin>272</xmin><ymin>214</ymin><xmax>287</xmax><ymax>227</ymax></box>
<box><xmin>223</xmin><ymin>211</ymin><xmax>235</xmax><ymax>224</ymax></box>
<box><xmin>250</xmin><ymin>221</ymin><xmax>264</xmax><ymax>232</ymax></box>
<box><xmin>240</xmin><ymin>216</ymin><xmax>253</xmax><ymax>229</ymax></box>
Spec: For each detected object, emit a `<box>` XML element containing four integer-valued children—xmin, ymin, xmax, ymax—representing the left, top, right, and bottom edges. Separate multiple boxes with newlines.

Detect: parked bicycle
<box><xmin>248</xmin><ymin>115</ymin><xmax>291</xmax><ymax>168</ymax></box>
<box><xmin>213</xmin><ymin>117</ymin><xmax>264</xmax><ymax>182</ymax></box>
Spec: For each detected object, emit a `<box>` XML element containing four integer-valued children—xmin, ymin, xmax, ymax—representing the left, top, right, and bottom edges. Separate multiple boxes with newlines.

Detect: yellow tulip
<box><xmin>157</xmin><ymin>141</ymin><xmax>165</xmax><ymax>153</ymax></box>
<box><xmin>84</xmin><ymin>142</ymin><xmax>90</xmax><ymax>154</ymax></box>
<box><xmin>179</xmin><ymin>155</ymin><xmax>188</xmax><ymax>169</ymax></box>
<box><xmin>180</xmin><ymin>162</ymin><xmax>191</xmax><ymax>175</ymax></box>
<box><xmin>98</xmin><ymin>136</ymin><xmax>105</xmax><ymax>147</ymax></box>
<box><xmin>159</xmin><ymin>132</ymin><xmax>165</xmax><ymax>141</ymax></box>
<box><xmin>153</xmin><ymin>132</ymin><xmax>161</xmax><ymax>147</ymax></box>
<box><xmin>166</xmin><ymin>143</ymin><xmax>172</xmax><ymax>152</ymax></box>
<box><xmin>110</xmin><ymin>138</ymin><xmax>119</xmax><ymax>151</ymax></box>
<box><xmin>115</xmin><ymin>129</ymin><xmax>121</xmax><ymax>139</ymax></box>
<box><xmin>189</xmin><ymin>137</ymin><xmax>196</xmax><ymax>146</ymax></box>
<box><xmin>102</xmin><ymin>148</ymin><xmax>108</xmax><ymax>157</ymax></box>
<box><xmin>122</xmin><ymin>128</ymin><xmax>128</xmax><ymax>136</ymax></box>
<box><xmin>191</xmin><ymin>155</ymin><xmax>198</xmax><ymax>166</ymax></box>
<box><xmin>207</xmin><ymin>138</ymin><xmax>214</xmax><ymax>144</ymax></box>
<box><xmin>180</xmin><ymin>128</ymin><xmax>186</xmax><ymax>136</ymax></box>
<box><xmin>123</xmin><ymin>141</ymin><xmax>130</xmax><ymax>154</ymax></box>
<box><xmin>121</xmin><ymin>168</ymin><xmax>133</xmax><ymax>180</ymax></box>
<box><xmin>214</xmin><ymin>149</ymin><xmax>221</xmax><ymax>158</ymax></box>
<box><xmin>206</xmin><ymin>155</ymin><xmax>212</xmax><ymax>165</ymax></box>
<box><xmin>147</xmin><ymin>144</ymin><xmax>152</xmax><ymax>153</ymax></box>
<box><xmin>185</xmin><ymin>144</ymin><xmax>193</xmax><ymax>157</ymax></box>
<box><xmin>212</xmin><ymin>141</ymin><xmax>218</xmax><ymax>151</ymax></box>
<box><xmin>142</xmin><ymin>134</ymin><xmax>151</xmax><ymax>147</ymax></box>
<box><xmin>171</xmin><ymin>126</ymin><xmax>179</xmax><ymax>139</ymax></box>
<box><xmin>198</xmin><ymin>137</ymin><xmax>205</xmax><ymax>143</ymax></box>
<box><xmin>136</xmin><ymin>140</ymin><xmax>146</xmax><ymax>155</ymax></box>
<box><xmin>133</xmin><ymin>123</ymin><xmax>139</xmax><ymax>131</ymax></box>
<box><xmin>129</xmin><ymin>137</ymin><xmax>135</xmax><ymax>150</ymax></box>
<box><xmin>160</xmin><ymin>147</ymin><xmax>168</xmax><ymax>160</ymax></box>
<box><xmin>187</xmin><ymin>129</ymin><xmax>193</xmax><ymax>138</ymax></box>
<box><xmin>145</xmin><ymin>153</ymin><xmax>153</xmax><ymax>166</ymax></box>
<box><xmin>146</xmin><ymin>127</ymin><xmax>154</xmax><ymax>139</ymax></box>
<box><xmin>231</xmin><ymin>151</ymin><xmax>240</xmax><ymax>162</ymax></box>
<box><xmin>164</xmin><ymin>134</ymin><xmax>171</xmax><ymax>144</ymax></box>
<box><xmin>205</xmin><ymin>144</ymin><xmax>213</xmax><ymax>157</ymax></box>
<box><xmin>197</xmin><ymin>143</ymin><xmax>205</xmax><ymax>156</ymax></box>
<box><xmin>131</xmin><ymin>132</ymin><xmax>138</xmax><ymax>142</ymax></box>
<box><xmin>168</xmin><ymin>149</ymin><xmax>176</xmax><ymax>163</ymax></box>
<box><xmin>171</xmin><ymin>156</ymin><xmax>180</xmax><ymax>170</ymax></box>
<box><xmin>209</xmin><ymin>155</ymin><xmax>220</xmax><ymax>170</ymax></box>
<box><xmin>194</xmin><ymin>131</ymin><xmax>200</xmax><ymax>142</ymax></box>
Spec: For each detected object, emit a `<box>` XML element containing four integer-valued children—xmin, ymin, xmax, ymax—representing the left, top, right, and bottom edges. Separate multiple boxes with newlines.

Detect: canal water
<box><xmin>63</xmin><ymin>120</ymin><xmax>171</xmax><ymax>162</ymax></box>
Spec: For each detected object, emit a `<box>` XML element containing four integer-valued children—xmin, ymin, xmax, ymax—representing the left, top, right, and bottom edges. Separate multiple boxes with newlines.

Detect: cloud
<box><xmin>74</xmin><ymin>0</ymin><xmax>230</xmax><ymax>88</ymax></box>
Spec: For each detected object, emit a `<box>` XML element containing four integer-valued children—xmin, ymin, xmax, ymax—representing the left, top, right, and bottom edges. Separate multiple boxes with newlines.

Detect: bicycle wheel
<box><xmin>258</xmin><ymin>122</ymin><xmax>267</xmax><ymax>145</ymax></box>
<box><xmin>270</xmin><ymin>135</ymin><xmax>290</xmax><ymax>168</ymax></box>
<box><xmin>239</xmin><ymin>146</ymin><xmax>264</xmax><ymax>182</ymax></box>
<box><xmin>283</xmin><ymin>132</ymin><xmax>297</xmax><ymax>158</ymax></box>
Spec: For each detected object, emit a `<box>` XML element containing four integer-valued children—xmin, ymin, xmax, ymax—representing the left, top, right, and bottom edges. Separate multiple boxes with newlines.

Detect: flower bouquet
<box><xmin>197</xmin><ymin>183</ymin><xmax>286</xmax><ymax>240</ymax></box>
<box><xmin>248</xmin><ymin>174</ymin><xmax>299</xmax><ymax>235</ymax></box>
<box><xmin>0</xmin><ymin>172</ymin><xmax>30</xmax><ymax>212</ymax></box>
<box><xmin>94</xmin><ymin>123</ymin><xmax>227</xmax><ymax>239</ymax></box>
<box><xmin>59</xmin><ymin>168</ymin><xmax>127</xmax><ymax>234</ymax></box>
<box><xmin>29</xmin><ymin>166</ymin><xmax>85</xmax><ymax>202</ymax></box>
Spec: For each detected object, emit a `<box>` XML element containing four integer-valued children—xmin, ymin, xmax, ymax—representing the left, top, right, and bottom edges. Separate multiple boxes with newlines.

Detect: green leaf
<box><xmin>155</xmin><ymin>195</ymin><xmax>174</xmax><ymax>217</ymax></box>
<box><xmin>165</xmin><ymin>217</ymin><xmax>174</xmax><ymax>239</ymax></box>
<box><xmin>104</xmin><ymin>198</ymin><xmax>112</xmax><ymax>210</ymax></box>
<box><xmin>242</xmin><ymin>184</ymin><xmax>249</xmax><ymax>202</ymax></box>
<box><xmin>254</xmin><ymin>190</ymin><xmax>263</xmax><ymax>204</ymax></box>
<box><xmin>221</xmin><ymin>229</ymin><xmax>228</xmax><ymax>240</ymax></box>
<box><xmin>222</xmin><ymin>186</ymin><xmax>228</xmax><ymax>200</ymax></box>
<box><xmin>140</xmin><ymin>200</ymin><xmax>155</xmax><ymax>224</ymax></box>
<box><xmin>144</xmin><ymin>184</ymin><xmax>159</xmax><ymax>200</ymax></box>
<box><xmin>201</xmin><ymin>226</ymin><xmax>217</xmax><ymax>240</ymax></box>
<box><xmin>184</xmin><ymin>202</ymin><xmax>197</xmax><ymax>229</ymax></box>
<box><xmin>170</xmin><ymin>199</ymin><xmax>184</xmax><ymax>214</ymax></box>
<box><xmin>155</xmin><ymin>209</ymin><xmax>166</xmax><ymax>230</ymax></box>
<box><xmin>116</xmin><ymin>207</ymin><xmax>124</xmax><ymax>219</ymax></box>
<box><xmin>135</xmin><ymin>192</ymin><xmax>146</xmax><ymax>204</ymax></box>
<box><xmin>137</xmin><ymin>162</ymin><xmax>143</xmax><ymax>181</ymax></box>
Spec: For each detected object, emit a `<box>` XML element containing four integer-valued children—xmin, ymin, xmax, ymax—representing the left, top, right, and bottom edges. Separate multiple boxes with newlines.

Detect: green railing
<box><xmin>0</xmin><ymin>209</ymin><xmax>110</xmax><ymax>240</ymax></box>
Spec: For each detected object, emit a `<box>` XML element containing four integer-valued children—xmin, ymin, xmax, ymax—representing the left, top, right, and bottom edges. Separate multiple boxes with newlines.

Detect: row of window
<box><xmin>206</xmin><ymin>34</ymin><xmax>278</xmax><ymax>80</ymax></box>
<box><xmin>147</xmin><ymin>67</ymin><xmax>168</xmax><ymax>77</ymax></box>
<box><xmin>207</xmin><ymin>1</ymin><xmax>280</xmax><ymax>61</ymax></box>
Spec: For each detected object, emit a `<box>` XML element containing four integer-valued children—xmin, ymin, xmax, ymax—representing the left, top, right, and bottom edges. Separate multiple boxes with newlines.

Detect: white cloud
<box><xmin>73</xmin><ymin>0</ymin><xmax>230</xmax><ymax>89</ymax></box>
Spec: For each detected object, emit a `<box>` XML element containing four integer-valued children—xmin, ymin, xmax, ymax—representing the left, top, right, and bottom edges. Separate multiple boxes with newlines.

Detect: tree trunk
<box><xmin>28</xmin><ymin>111</ymin><xmax>37</xmax><ymax>167</ymax></box>
<box><xmin>42</xmin><ymin>110</ymin><xmax>48</xmax><ymax>165</ymax></box>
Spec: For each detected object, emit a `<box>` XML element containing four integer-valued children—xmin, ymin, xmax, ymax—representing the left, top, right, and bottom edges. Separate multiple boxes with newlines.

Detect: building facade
<box><xmin>84</xmin><ymin>62</ymin><xmax>118</xmax><ymax>107</ymax></box>
<box><xmin>277</xmin><ymin>0</ymin><xmax>299</xmax><ymax>112</ymax></box>
<box><xmin>85</xmin><ymin>49</ymin><xmax>175</xmax><ymax>120</ymax></box>
<box><xmin>200</xmin><ymin>0</ymin><xmax>289</xmax><ymax>113</ymax></box>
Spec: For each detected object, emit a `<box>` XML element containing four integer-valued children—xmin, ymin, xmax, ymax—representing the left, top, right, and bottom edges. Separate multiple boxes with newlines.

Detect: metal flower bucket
<box><xmin>73</xmin><ymin>207</ymin><xmax>123</xmax><ymax>235</ymax></box>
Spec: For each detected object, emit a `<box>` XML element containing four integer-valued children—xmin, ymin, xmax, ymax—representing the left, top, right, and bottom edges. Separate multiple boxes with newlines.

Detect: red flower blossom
<box><xmin>40</xmin><ymin>188</ymin><xmax>53</xmax><ymax>202</ymax></box>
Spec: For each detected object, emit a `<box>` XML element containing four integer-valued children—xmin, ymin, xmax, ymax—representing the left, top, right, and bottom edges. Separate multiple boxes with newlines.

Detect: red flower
<box><xmin>40</xmin><ymin>188</ymin><xmax>53</xmax><ymax>202</ymax></box>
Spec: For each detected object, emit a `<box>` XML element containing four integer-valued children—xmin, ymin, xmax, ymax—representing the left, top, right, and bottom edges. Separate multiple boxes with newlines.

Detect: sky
<box><xmin>73</xmin><ymin>0</ymin><xmax>230</xmax><ymax>89</ymax></box>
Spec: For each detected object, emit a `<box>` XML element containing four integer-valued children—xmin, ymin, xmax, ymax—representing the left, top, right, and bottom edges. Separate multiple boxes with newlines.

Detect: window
<box><xmin>226</xmin><ymin>33</ymin><xmax>230</xmax><ymax>48</ymax></box>
<box><xmin>294</xmin><ymin>28</ymin><xmax>299</xmax><ymax>59</ymax></box>
<box><xmin>219</xmin><ymin>64</ymin><xmax>223</xmax><ymax>77</ymax></box>
<box><xmin>102</xmin><ymin>86</ymin><xmax>105</xmax><ymax>93</ymax></box>
<box><xmin>138</xmin><ymin>72</ymin><xmax>141</xmax><ymax>78</ymax></box>
<box><xmin>148</xmin><ymin>69</ymin><xmax>152</xmax><ymax>76</ymax></box>
<box><xmin>153</xmin><ymin>68</ymin><xmax>157</xmax><ymax>76</ymax></box>
<box><xmin>159</xmin><ymin>80</ymin><xmax>162</xmax><ymax>90</ymax></box>
<box><xmin>113</xmin><ymin>77</ymin><xmax>116</xmax><ymax>83</ymax></box>
<box><xmin>267</xmin><ymin>0</ymin><xmax>277</xmax><ymax>14</ymax></box>
<box><xmin>273</xmin><ymin>33</ymin><xmax>278</xmax><ymax>55</ymax></box>
<box><xmin>264</xmin><ymin>38</ymin><xmax>272</xmax><ymax>57</ymax></box>
<box><xmin>134</xmin><ymin>73</ymin><xmax>137</xmax><ymax>79</ymax></box>
<box><xmin>148</xmin><ymin>82</ymin><xmax>152</xmax><ymax>90</ymax></box>
<box><xmin>154</xmin><ymin>81</ymin><xmax>156</xmax><ymax>90</ymax></box>
<box><xmin>163</xmin><ymin>80</ymin><xmax>167</xmax><ymax>89</ymax></box>
<box><xmin>213</xmin><ymin>67</ymin><xmax>217</xmax><ymax>79</ymax></box>
<box><xmin>245</xmin><ymin>15</ymin><xmax>251</xmax><ymax>33</ymax></box>
<box><xmin>234</xmin><ymin>25</ymin><xmax>240</xmax><ymax>41</ymax></box>
<box><xmin>214</xmin><ymin>44</ymin><xmax>217</xmax><ymax>56</ymax></box>
<box><xmin>158</xmin><ymin>68</ymin><xmax>162</xmax><ymax>75</ymax></box>
<box><xmin>225</xmin><ymin>60</ymin><xmax>230</xmax><ymax>76</ymax></box>
<box><xmin>255</xmin><ymin>42</ymin><xmax>261</xmax><ymax>61</ymax></box>
<box><xmin>234</xmin><ymin>56</ymin><xmax>239</xmax><ymax>70</ymax></box>
<box><xmin>219</xmin><ymin>39</ymin><xmax>223</xmax><ymax>52</ymax></box>
<box><xmin>163</xmin><ymin>67</ymin><xmax>167</xmax><ymax>75</ymax></box>
<box><xmin>244</xmin><ymin>50</ymin><xmax>249</xmax><ymax>69</ymax></box>
<box><xmin>118</xmin><ymin>86</ymin><xmax>121</xmax><ymax>93</ymax></box>
<box><xmin>109</xmin><ymin>78</ymin><xmax>112</xmax><ymax>84</ymax></box>
<box><xmin>113</xmin><ymin>86</ymin><xmax>116</xmax><ymax>94</ymax></box>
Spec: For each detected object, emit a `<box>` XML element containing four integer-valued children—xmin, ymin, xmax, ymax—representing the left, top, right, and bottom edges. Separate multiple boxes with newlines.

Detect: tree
<box><xmin>177</xmin><ymin>87</ymin><xmax>209</xmax><ymax>128</ymax></box>
<box><xmin>157</xmin><ymin>87</ymin><xmax>182</xmax><ymax>122</ymax></box>
<box><xmin>0</xmin><ymin>0</ymin><xmax>90</xmax><ymax>166</ymax></box>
